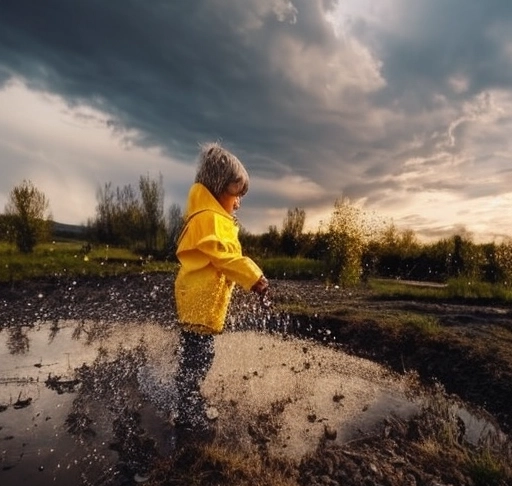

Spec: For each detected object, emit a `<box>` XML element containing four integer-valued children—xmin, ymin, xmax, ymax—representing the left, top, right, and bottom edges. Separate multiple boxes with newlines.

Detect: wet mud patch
<box><xmin>204</xmin><ymin>331</ymin><xmax>421</xmax><ymax>462</ymax></box>
<box><xmin>1</xmin><ymin>275</ymin><xmax>512</xmax><ymax>485</ymax></box>
<box><xmin>1</xmin><ymin>320</ymin><xmax>423</xmax><ymax>484</ymax></box>
<box><xmin>286</xmin><ymin>305</ymin><xmax>512</xmax><ymax>436</ymax></box>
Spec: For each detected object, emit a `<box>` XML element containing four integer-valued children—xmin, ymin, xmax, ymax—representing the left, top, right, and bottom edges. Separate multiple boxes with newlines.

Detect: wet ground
<box><xmin>1</xmin><ymin>274</ymin><xmax>512</xmax><ymax>485</ymax></box>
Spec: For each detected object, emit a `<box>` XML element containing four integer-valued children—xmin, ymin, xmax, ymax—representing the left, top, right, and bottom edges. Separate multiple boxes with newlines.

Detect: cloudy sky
<box><xmin>1</xmin><ymin>0</ymin><xmax>512</xmax><ymax>242</ymax></box>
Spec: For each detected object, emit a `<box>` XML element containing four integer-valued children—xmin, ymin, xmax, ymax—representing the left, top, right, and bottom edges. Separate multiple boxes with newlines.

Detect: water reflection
<box><xmin>6</xmin><ymin>326</ymin><xmax>30</xmax><ymax>355</ymax></box>
<box><xmin>48</xmin><ymin>320</ymin><xmax>61</xmax><ymax>344</ymax></box>
<box><xmin>0</xmin><ymin>320</ymin><xmax>180</xmax><ymax>485</ymax></box>
<box><xmin>0</xmin><ymin>318</ymin><xmax>506</xmax><ymax>486</ymax></box>
<box><xmin>0</xmin><ymin>322</ymin><xmax>110</xmax><ymax>485</ymax></box>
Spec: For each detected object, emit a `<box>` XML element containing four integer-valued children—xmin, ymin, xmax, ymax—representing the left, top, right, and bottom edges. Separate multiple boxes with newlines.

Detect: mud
<box><xmin>270</xmin><ymin>280</ymin><xmax>512</xmax><ymax>436</ymax></box>
<box><xmin>1</xmin><ymin>274</ymin><xmax>512</xmax><ymax>486</ymax></box>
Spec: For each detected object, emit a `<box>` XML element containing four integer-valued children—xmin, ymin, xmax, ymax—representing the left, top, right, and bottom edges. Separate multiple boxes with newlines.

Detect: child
<box><xmin>173</xmin><ymin>142</ymin><xmax>268</xmax><ymax>442</ymax></box>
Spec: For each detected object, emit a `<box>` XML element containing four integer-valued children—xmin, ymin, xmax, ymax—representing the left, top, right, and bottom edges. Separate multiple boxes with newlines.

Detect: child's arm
<box><xmin>251</xmin><ymin>275</ymin><xmax>269</xmax><ymax>295</ymax></box>
<box><xmin>181</xmin><ymin>212</ymin><xmax>268</xmax><ymax>291</ymax></box>
<box><xmin>198</xmin><ymin>238</ymin><xmax>264</xmax><ymax>290</ymax></box>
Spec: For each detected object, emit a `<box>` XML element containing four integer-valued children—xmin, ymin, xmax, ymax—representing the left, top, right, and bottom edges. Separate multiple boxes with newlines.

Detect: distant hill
<box><xmin>52</xmin><ymin>221</ymin><xmax>88</xmax><ymax>239</ymax></box>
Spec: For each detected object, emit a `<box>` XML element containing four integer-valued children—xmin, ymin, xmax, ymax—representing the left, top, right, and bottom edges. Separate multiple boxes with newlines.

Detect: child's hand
<box><xmin>251</xmin><ymin>275</ymin><xmax>269</xmax><ymax>295</ymax></box>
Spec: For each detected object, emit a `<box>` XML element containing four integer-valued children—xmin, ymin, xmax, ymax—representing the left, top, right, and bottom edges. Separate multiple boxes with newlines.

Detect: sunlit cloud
<box><xmin>0</xmin><ymin>82</ymin><xmax>191</xmax><ymax>224</ymax></box>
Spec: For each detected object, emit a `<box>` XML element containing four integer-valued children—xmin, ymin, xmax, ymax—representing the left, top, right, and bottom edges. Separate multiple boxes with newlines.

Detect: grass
<box><xmin>369</xmin><ymin>277</ymin><xmax>512</xmax><ymax>303</ymax></box>
<box><xmin>414</xmin><ymin>427</ymin><xmax>512</xmax><ymax>486</ymax></box>
<box><xmin>468</xmin><ymin>449</ymin><xmax>510</xmax><ymax>486</ymax></box>
<box><xmin>148</xmin><ymin>395</ymin><xmax>512</xmax><ymax>486</ymax></box>
<box><xmin>145</xmin><ymin>442</ymin><xmax>298</xmax><ymax>486</ymax></box>
<box><xmin>445</xmin><ymin>278</ymin><xmax>512</xmax><ymax>301</ymax></box>
<box><xmin>369</xmin><ymin>278</ymin><xmax>447</xmax><ymax>298</ymax></box>
<box><xmin>258</xmin><ymin>257</ymin><xmax>326</xmax><ymax>280</ymax></box>
<box><xmin>362</xmin><ymin>308</ymin><xmax>443</xmax><ymax>337</ymax></box>
<box><xmin>3</xmin><ymin>242</ymin><xmax>512</xmax><ymax>307</ymax></box>
<box><xmin>279</xmin><ymin>300</ymin><xmax>444</xmax><ymax>337</ymax></box>
<box><xmin>413</xmin><ymin>386</ymin><xmax>512</xmax><ymax>486</ymax></box>
<box><xmin>0</xmin><ymin>241</ymin><xmax>176</xmax><ymax>282</ymax></box>
<box><xmin>399</xmin><ymin>312</ymin><xmax>442</xmax><ymax>335</ymax></box>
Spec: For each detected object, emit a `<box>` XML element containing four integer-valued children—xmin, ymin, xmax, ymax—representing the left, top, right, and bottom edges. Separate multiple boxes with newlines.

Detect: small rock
<box><xmin>324</xmin><ymin>424</ymin><xmax>337</xmax><ymax>440</ymax></box>
<box><xmin>206</xmin><ymin>406</ymin><xmax>219</xmax><ymax>421</ymax></box>
<box><xmin>332</xmin><ymin>393</ymin><xmax>344</xmax><ymax>403</ymax></box>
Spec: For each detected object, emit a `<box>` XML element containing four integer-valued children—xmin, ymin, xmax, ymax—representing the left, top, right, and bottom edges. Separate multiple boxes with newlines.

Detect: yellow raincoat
<box><xmin>174</xmin><ymin>183</ymin><xmax>263</xmax><ymax>334</ymax></box>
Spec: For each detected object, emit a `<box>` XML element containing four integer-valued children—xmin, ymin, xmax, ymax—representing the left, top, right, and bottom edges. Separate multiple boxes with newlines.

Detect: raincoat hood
<box><xmin>174</xmin><ymin>183</ymin><xmax>263</xmax><ymax>334</ymax></box>
<box><xmin>184</xmin><ymin>183</ymin><xmax>229</xmax><ymax>221</ymax></box>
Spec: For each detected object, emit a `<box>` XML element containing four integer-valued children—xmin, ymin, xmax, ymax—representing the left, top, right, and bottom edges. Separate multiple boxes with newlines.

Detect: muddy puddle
<box><xmin>0</xmin><ymin>319</ymin><xmax>500</xmax><ymax>485</ymax></box>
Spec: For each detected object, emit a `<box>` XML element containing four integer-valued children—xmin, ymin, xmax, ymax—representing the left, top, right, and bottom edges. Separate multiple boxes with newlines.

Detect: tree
<box><xmin>494</xmin><ymin>239</ymin><xmax>512</xmax><ymax>287</ymax></box>
<box><xmin>259</xmin><ymin>225</ymin><xmax>281</xmax><ymax>257</ymax></box>
<box><xmin>237</xmin><ymin>224</ymin><xmax>261</xmax><ymax>257</ymax></box>
<box><xmin>167</xmin><ymin>202</ymin><xmax>184</xmax><ymax>260</ymax></box>
<box><xmin>4</xmin><ymin>180</ymin><xmax>51</xmax><ymax>253</ymax></box>
<box><xmin>375</xmin><ymin>222</ymin><xmax>421</xmax><ymax>279</ymax></box>
<box><xmin>449</xmin><ymin>234</ymin><xmax>465</xmax><ymax>277</ymax></box>
<box><xmin>447</xmin><ymin>233</ymin><xmax>483</xmax><ymax>280</ymax></box>
<box><xmin>95</xmin><ymin>182</ymin><xmax>117</xmax><ymax>244</ymax></box>
<box><xmin>281</xmin><ymin>207</ymin><xmax>306</xmax><ymax>257</ymax></box>
<box><xmin>0</xmin><ymin>214</ymin><xmax>16</xmax><ymax>242</ymax></box>
<box><xmin>139</xmin><ymin>173</ymin><xmax>165</xmax><ymax>253</ymax></box>
<box><xmin>92</xmin><ymin>175</ymin><xmax>167</xmax><ymax>253</ymax></box>
<box><xmin>303</xmin><ymin>230</ymin><xmax>330</xmax><ymax>261</ymax></box>
<box><xmin>114</xmin><ymin>184</ymin><xmax>144</xmax><ymax>248</ymax></box>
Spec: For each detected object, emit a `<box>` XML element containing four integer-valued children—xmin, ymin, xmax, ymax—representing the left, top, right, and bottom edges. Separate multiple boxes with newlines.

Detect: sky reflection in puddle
<box><xmin>0</xmin><ymin>322</ymin><xmax>119</xmax><ymax>485</ymax></box>
<box><xmin>0</xmin><ymin>319</ymin><xmax>502</xmax><ymax>485</ymax></box>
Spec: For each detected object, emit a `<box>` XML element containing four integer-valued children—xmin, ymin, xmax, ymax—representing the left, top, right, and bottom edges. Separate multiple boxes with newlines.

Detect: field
<box><xmin>1</xmin><ymin>272</ymin><xmax>512</xmax><ymax>485</ymax></box>
<box><xmin>0</xmin><ymin>241</ymin><xmax>176</xmax><ymax>281</ymax></box>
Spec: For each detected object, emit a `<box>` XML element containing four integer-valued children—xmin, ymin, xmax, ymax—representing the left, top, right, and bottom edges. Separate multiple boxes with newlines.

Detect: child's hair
<box><xmin>195</xmin><ymin>142</ymin><xmax>249</xmax><ymax>199</ymax></box>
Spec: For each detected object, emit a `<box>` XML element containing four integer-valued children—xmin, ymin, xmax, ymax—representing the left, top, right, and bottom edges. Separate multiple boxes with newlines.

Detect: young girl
<box><xmin>173</xmin><ymin>142</ymin><xmax>268</xmax><ymax>442</ymax></box>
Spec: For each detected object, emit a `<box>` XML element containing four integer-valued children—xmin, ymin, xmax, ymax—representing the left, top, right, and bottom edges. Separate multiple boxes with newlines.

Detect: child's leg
<box><xmin>174</xmin><ymin>329</ymin><xmax>214</xmax><ymax>430</ymax></box>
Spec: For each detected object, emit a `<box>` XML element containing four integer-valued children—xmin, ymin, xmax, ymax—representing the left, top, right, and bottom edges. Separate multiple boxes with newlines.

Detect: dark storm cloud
<box><xmin>0</xmin><ymin>0</ymin><xmax>383</xmax><ymax>197</ymax></box>
<box><xmin>354</xmin><ymin>0</ymin><xmax>512</xmax><ymax>102</ymax></box>
<box><xmin>1</xmin><ymin>0</ymin><xmax>511</xmax><ymax>236</ymax></box>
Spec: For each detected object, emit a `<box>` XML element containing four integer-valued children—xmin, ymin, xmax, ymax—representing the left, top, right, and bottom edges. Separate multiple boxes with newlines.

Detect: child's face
<box><xmin>218</xmin><ymin>192</ymin><xmax>241</xmax><ymax>214</ymax></box>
